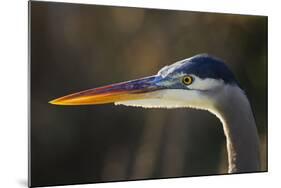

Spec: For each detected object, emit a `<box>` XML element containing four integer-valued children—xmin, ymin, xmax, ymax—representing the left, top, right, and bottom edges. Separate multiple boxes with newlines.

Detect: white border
<box><xmin>32</xmin><ymin>0</ymin><xmax>269</xmax><ymax>16</ymax></box>
<box><xmin>0</xmin><ymin>0</ymin><xmax>280</xmax><ymax>188</ymax></box>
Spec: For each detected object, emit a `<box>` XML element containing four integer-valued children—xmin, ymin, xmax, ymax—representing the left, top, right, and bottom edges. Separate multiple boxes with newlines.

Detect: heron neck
<box><xmin>212</xmin><ymin>85</ymin><xmax>260</xmax><ymax>173</ymax></box>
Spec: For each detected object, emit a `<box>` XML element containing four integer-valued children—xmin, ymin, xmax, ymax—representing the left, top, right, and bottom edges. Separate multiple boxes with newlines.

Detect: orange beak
<box><xmin>49</xmin><ymin>75</ymin><xmax>164</xmax><ymax>105</ymax></box>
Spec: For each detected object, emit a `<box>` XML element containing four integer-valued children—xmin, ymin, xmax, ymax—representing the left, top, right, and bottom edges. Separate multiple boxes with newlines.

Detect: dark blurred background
<box><xmin>30</xmin><ymin>1</ymin><xmax>267</xmax><ymax>187</ymax></box>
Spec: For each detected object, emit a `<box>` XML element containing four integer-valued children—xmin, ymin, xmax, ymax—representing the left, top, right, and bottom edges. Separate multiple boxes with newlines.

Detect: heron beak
<box><xmin>49</xmin><ymin>75</ymin><xmax>164</xmax><ymax>105</ymax></box>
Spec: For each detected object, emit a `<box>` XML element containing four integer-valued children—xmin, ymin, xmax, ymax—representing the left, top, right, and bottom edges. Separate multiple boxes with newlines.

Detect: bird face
<box><xmin>50</xmin><ymin>54</ymin><xmax>238</xmax><ymax>110</ymax></box>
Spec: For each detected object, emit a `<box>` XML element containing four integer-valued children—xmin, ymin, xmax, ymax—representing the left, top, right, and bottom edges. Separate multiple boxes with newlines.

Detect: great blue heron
<box><xmin>50</xmin><ymin>54</ymin><xmax>260</xmax><ymax>173</ymax></box>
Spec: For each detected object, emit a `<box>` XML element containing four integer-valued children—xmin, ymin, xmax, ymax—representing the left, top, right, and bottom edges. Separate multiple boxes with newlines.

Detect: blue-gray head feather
<box><xmin>159</xmin><ymin>54</ymin><xmax>238</xmax><ymax>86</ymax></box>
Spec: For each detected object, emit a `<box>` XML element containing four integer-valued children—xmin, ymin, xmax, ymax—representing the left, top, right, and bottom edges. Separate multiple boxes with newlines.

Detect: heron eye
<box><xmin>182</xmin><ymin>75</ymin><xmax>193</xmax><ymax>85</ymax></box>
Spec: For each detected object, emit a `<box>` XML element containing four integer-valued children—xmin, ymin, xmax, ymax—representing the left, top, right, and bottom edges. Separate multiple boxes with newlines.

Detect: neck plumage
<box><xmin>212</xmin><ymin>85</ymin><xmax>260</xmax><ymax>173</ymax></box>
<box><xmin>116</xmin><ymin>84</ymin><xmax>261</xmax><ymax>173</ymax></box>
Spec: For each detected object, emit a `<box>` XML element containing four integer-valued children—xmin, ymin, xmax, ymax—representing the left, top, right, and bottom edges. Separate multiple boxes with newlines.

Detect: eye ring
<box><xmin>182</xmin><ymin>75</ymin><xmax>193</xmax><ymax>85</ymax></box>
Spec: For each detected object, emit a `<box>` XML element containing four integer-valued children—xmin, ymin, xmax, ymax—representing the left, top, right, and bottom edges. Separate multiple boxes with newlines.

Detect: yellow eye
<box><xmin>182</xmin><ymin>75</ymin><xmax>193</xmax><ymax>85</ymax></box>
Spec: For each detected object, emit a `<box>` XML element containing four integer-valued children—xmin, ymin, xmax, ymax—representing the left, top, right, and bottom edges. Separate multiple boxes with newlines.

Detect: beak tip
<box><xmin>49</xmin><ymin>99</ymin><xmax>59</xmax><ymax>105</ymax></box>
<box><xmin>49</xmin><ymin>100</ymin><xmax>55</xmax><ymax>105</ymax></box>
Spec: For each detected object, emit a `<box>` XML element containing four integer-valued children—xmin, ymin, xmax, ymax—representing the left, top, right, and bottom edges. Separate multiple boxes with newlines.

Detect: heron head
<box><xmin>50</xmin><ymin>54</ymin><xmax>239</xmax><ymax>110</ymax></box>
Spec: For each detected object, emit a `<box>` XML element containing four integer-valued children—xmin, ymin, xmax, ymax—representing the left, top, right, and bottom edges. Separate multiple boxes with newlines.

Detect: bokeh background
<box><xmin>30</xmin><ymin>1</ymin><xmax>267</xmax><ymax>187</ymax></box>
